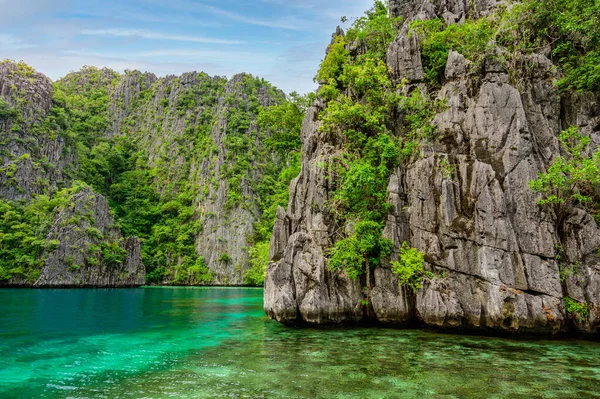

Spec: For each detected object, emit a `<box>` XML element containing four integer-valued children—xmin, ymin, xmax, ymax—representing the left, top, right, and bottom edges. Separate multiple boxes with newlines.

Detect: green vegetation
<box><xmin>345</xmin><ymin>1</ymin><xmax>402</xmax><ymax>59</ymax></box>
<box><xmin>50</xmin><ymin>67</ymin><xmax>119</xmax><ymax>193</ymax></box>
<box><xmin>0</xmin><ymin>195</ymin><xmax>61</xmax><ymax>281</ymax></box>
<box><xmin>246</xmin><ymin>91</ymin><xmax>310</xmax><ymax>285</ymax></box>
<box><xmin>244</xmin><ymin>241</ymin><xmax>269</xmax><ymax>286</ymax></box>
<box><xmin>41</xmin><ymin>68</ymin><xmax>201</xmax><ymax>284</ymax></box>
<box><xmin>0</xmin><ymin>97</ymin><xmax>17</xmax><ymax>120</ymax></box>
<box><xmin>328</xmin><ymin>221</ymin><xmax>393</xmax><ymax>281</ymax></box>
<box><xmin>1</xmin><ymin>60</ymin><xmax>306</xmax><ymax>286</ymax></box>
<box><xmin>49</xmin><ymin>68</ymin><xmax>305</xmax><ymax>286</ymax></box>
<box><xmin>508</xmin><ymin>0</ymin><xmax>600</xmax><ymax>92</ymax></box>
<box><xmin>258</xmin><ymin>91</ymin><xmax>312</xmax><ymax>155</ymax></box>
<box><xmin>563</xmin><ymin>297</ymin><xmax>590</xmax><ymax>323</ymax></box>
<box><xmin>221</xmin><ymin>76</ymin><xmax>283</xmax><ymax>211</ymax></box>
<box><xmin>410</xmin><ymin>0</ymin><xmax>600</xmax><ymax>92</ymax></box>
<box><xmin>111</xmin><ymin>177</ymin><xmax>208</xmax><ymax>285</ymax></box>
<box><xmin>319</xmin><ymin>3</ymin><xmax>399</xmax><ymax>289</ymax></box>
<box><xmin>317</xmin><ymin>1</ymin><xmax>437</xmax><ymax>295</ymax></box>
<box><xmin>0</xmin><ymin>183</ymin><xmax>110</xmax><ymax>282</ymax></box>
<box><xmin>409</xmin><ymin>17</ymin><xmax>494</xmax><ymax>86</ymax></box>
<box><xmin>316</xmin><ymin>36</ymin><xmax>348</xmax><ymax>94</ymax></box>
<box><xmin>172</xmin><ymin>257</ymin><xmax>213</xmax><ymax>285</ymax></box>
<box><xmin>391</xmin><ymin>242</ymin><xmax>431</xmax><ymax>292</ymax></box>
<box><xmin>529</xmin><ymin>127</ymin><xmax>600</xmax><ymax>225</ymax></box>
<box><xmin>100</xmin><ymin>241</ymin><xmax>127</xmax><ymax>266</ymax></box>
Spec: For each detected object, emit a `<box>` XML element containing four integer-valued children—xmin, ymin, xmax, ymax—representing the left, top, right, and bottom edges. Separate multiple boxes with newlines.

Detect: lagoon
<box><xmin>1</xmin><ymin>287</ymin><xmax>599</xmax><ymax>398</ymax></box>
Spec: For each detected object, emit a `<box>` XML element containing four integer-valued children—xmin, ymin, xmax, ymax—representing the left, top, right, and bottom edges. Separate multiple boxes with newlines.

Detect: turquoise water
<box><xmin>1</xmin><ymin>288</ymin><xmax>599</xmax><ymax>398</ymax></box>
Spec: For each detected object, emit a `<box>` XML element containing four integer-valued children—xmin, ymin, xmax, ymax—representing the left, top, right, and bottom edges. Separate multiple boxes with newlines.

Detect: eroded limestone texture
<box><xmin>265</xmin><ymin>1</ymin><xmax>600</xmax><ymax>335</ymax></box>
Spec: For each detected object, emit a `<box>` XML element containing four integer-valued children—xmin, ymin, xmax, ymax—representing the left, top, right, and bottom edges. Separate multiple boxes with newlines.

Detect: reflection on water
<box><xmin>0</xmin><ymin>287</ymin><xmax>599</xmax><ymax>398</ymax></box>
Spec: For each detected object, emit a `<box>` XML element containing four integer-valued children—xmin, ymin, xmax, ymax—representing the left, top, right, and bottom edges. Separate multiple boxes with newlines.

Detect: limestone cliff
<box><xmin>1</xmin><ymin>61</ymin><xmax>287</xmax><ymax>286</ymax></box>
<box><xmin>0</xmin><ymin>61</ymin><xmax>73</xmax><ymax>201</ymax></box>
<box><xmin>265</xmin><ymin>0</ymin><xmax>600</xmax><ymax>336</ymax></box>
<box><xmin>105</xmin><ymin>71</ymin><xmax>283</xmax><ymax>285</ymax></box>
<box><xmin>0</xmin><ymin>61</ymin><xmax>145</xmax><ymax>287</ymax></box>
<box><xmin>34</xmin><ymin>187</ymin><xmax>144</xmax><ymax>287</ymax></box>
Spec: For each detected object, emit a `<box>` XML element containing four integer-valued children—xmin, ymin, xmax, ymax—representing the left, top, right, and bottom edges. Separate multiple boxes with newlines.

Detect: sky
<box><xmin>0</xmin><ymin>0</ymin><xmax>374</xmax><ymax>94</ymax></box>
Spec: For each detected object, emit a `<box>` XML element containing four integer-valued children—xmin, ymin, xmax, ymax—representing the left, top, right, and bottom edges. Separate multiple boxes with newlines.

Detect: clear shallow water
<box><xmin>1</xmin><ymin>288</ymin><xmax>599</xmax><ymax>399</ymax></box>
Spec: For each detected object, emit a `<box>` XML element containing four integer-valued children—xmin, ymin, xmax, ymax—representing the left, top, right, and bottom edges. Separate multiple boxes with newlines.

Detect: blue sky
<box><xmin>0</xmin><ymin>0</ymin><xmax>373</xmax><ymax>94</ymax></box>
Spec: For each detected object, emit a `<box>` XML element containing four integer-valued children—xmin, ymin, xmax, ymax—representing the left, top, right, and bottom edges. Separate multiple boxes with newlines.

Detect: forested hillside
<box><xmin>0</xmin><ymin>60</ymin><xmax>306</xmax><ymax>286</ymax></box>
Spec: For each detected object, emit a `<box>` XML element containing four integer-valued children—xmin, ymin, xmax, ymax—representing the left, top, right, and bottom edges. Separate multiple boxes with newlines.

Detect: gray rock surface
<box><xmin>389</xmin><ymin>0</ymin><xmax>502</xmax><ymax>23</ymax></box>
<box><xmin>35</xmin><ymin>187</ymin><xmax>145</xmax><ymax>287</ymax></box>
<box><xmin>0</xmin><ymin>61</ymin><xmax>73</xmax><ymax>201</ymax></box>
<box><xmin>107</xmin><ymin>71</ymin><xmax>284</xmax><ymax>285</ymax></box>
<box><xmin>265</xmin><ymin>5</ymin><xmax>600</xmax><ymax>336</ymax></box>
<box><xmin>387</xmin><ymin>29</ymin><xmax>424</xmax><ymax>83</ymax></box>
<box><xmin>4</xmin><ymin>187</ymin><xmax>145</xmax><ymax>287</ymax></box>
<box><xmin>265</xmin><ymin>99</ymin><xmax>364</xmax><ymax>323</ymax></box>
<box><xmin>0</xmin><ymin>62</ymin><xmax>145</xmax><ymax>288</ymax></box>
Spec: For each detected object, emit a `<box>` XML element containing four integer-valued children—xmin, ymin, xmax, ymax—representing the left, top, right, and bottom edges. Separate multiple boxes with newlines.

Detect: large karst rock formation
<box><xmin>0</xmin><ymin>63</ymin><xmax>145</xmax><ymax>287</ymax></box>
<box><xmin>265</xmin><ymin>0</ymin><xmax>600</xmax><ymax>336</ymax></box>
<box><xmin>1</xmin><ymin>60</ymin><xmax>283</xmax><ymax>286</ymax></box>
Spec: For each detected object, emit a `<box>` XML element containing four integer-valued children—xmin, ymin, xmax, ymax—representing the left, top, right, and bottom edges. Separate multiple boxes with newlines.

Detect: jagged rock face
<box><xmin>266</xmin><ymin>5</ymin><xmax>600</xmax><ymax>335</ymax></box>
<box><xmin>193</xmin><ymin>75</ymin><xmax>276</xmax><ymax>285</ymax></box>
<box><xmin>108</xmin><ymin>71</ymin><xmax>283</xmax><ymax>285</ymax></box>
<box><xmin>1</xmin><ymin>61</ymin><xmax>283</xmax><ymax>287</ymax></box>
<box><xmin>265</xmin><ymin>101</ymin><xmax>365</xmax><ymax>324</ymax></box>
<box><xmin>0</xmin><ymin>61</ymin><xmax>73</xmax><ymax>201</ymax></box>
<box><xmin>389</xmin><ymin>0</ymin><xmax>501</xmax><ymax>23</ymax></box>
<box><xmin>33</xmin><ymin>188</ymin><xmax>145</xmax><ymax>287</ymax></box>
<box><xmin>0</xmin><ymin>62</ymin><xmax>145</xmax><ymax>288</ymax></box>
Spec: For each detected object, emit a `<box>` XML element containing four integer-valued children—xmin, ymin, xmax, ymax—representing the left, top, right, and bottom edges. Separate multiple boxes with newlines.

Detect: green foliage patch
<box><xmin>345</xmin><ymin>1</ymin><xmax>403</xmax><ymax>59</ymax></box>
<box><xmin>0</xmin><ymin>196</ymin><xmax>60</xmax><ymax>281</ymax></box>
<box><xmin>0</xmin><ymin>97</ymin><xmax>17</xmax><ymax>121</ymax></box>
<box><xmin>244</xmin><ymin>241</ymin><xmax>270</xmax><ymax>286</ymax></box>
<box><xmin>410</xmin><ymin>17</ymin><xmax>494</xmax><ymax>87</ymax></box>
<box><xmin>328</xmin><ymin>221</ymin><xmax>393</xmax><ymax>281</ymax></box>
<box><xmin>529</xmin><ymin>127</ymin><xmax>600</xmax><ymax>225</ymax></box>
<box><xmin>0</xmin><ymin>183</ymin><xmax>116</xmax><ymax>282</ymax></box>
<box><xmin>318</xmin><ymin>1</ymin><xmax>439</xmax><ymax>290</ymax></box>
<box><xmin>564</xmin><ymin>297</ymin><xmax>590</xmax><ymax>323</ymax></box>
<box><xmin>508</xmin><ymin>0</ymin><xmax>600</xmax><ymax>92</ymax></box>
<box><xmin>391</xmin><ymin>242</ymin><xmax>431</xmax><ymax>292</ymax></box>
<box><xmin>410</xmin><ymin>0</ymin><xmax>600</xmax><ymax>92</ymax></box>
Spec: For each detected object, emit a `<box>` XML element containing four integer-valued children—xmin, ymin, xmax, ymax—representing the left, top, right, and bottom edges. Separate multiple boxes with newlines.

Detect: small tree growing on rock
<box><xmin>529</xmin><ymin>127</ymin><xmax>600</xmax><ymax>225</ymax></box>
<box><xmin>391</xmin><ymin>242</ymin><xmax>431</xmax><ymax>292</ymax></box>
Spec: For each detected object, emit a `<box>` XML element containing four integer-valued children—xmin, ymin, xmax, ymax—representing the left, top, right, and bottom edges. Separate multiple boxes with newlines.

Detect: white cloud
<box><xmin>140</xmin><ymin>0</ymin><xmax>312</xmax><ymax>31</ymax></box>
<box><xmin>80</xmin><ymin>28</ymin><xmax>245</xmax><ymax>45</ymax></box>
<box><xmin>0</xmin><ymin>33</ymin><xmax>36</xmax><ymax>49</ymax></box>
<box><xmin>200</xmin><ymin>5</ymin><xmax>308</xmax><ymax>31</ymax></box>
<box><xmin>62</xmin><ymin>48</ymin><xmax>276</xmax><ymax>64</ymax></box>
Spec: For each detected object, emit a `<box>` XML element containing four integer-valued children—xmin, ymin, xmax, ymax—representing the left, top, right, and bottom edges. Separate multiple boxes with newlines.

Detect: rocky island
<box><xmin>265</xmin><ymin>0</ymin><xmax>600</xmax><ymax>337</ymax></box>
